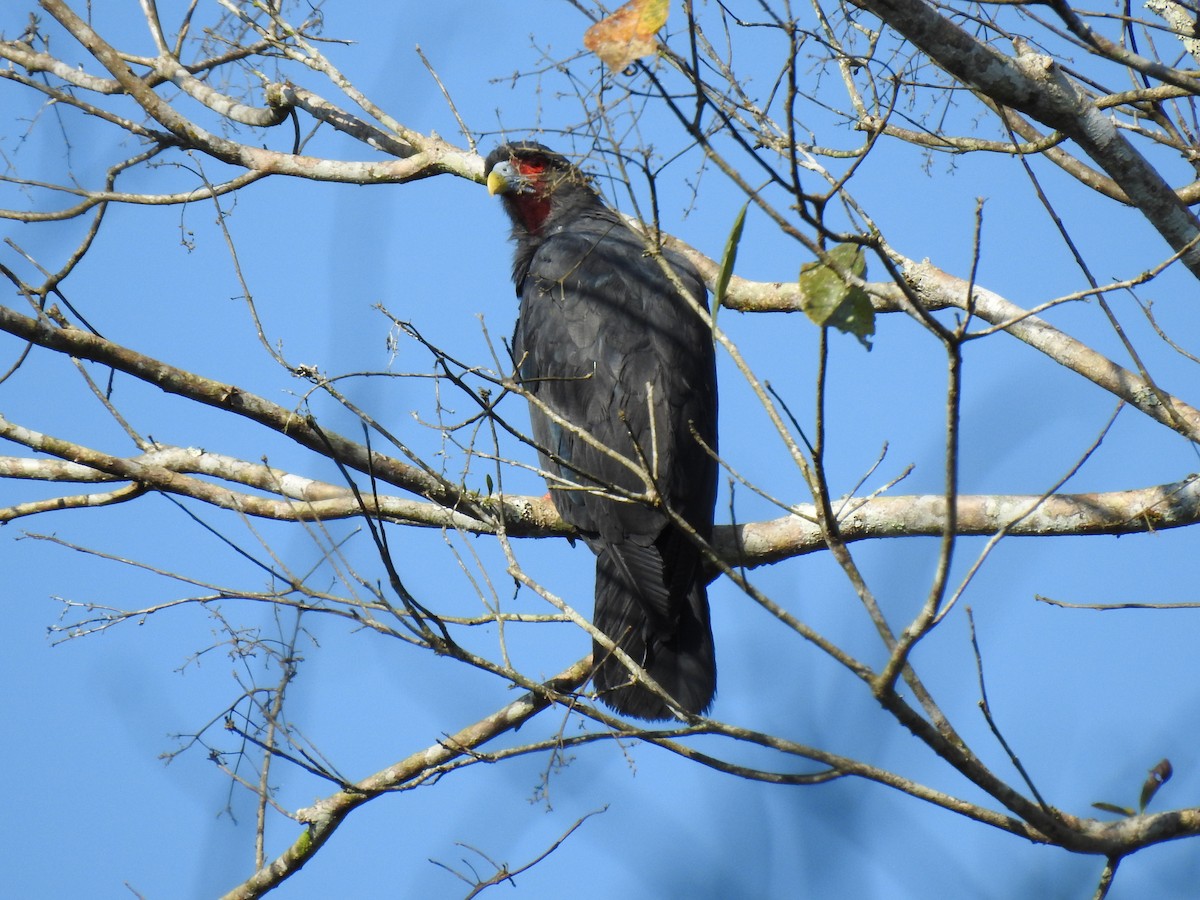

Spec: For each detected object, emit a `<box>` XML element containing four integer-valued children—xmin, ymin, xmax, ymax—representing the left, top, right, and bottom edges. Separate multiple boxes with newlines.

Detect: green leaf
<box><xmin>485</xmin><ymin>473</ymin><xmax>494</xmax><ymax>496</ymax></box>
<box><xmin>713</xmin><ymin>202</ymin><xmax>749</xmax><ymax>330</ymax></box>
<box><xmin>798</xmin><ymin>243</ymin><xmax>875</xmax><ymax>349</ymax></box>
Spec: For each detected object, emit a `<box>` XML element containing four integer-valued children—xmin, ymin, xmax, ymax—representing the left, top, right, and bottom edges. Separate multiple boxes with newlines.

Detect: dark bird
<box><xmin>485</xmin><ymin>143</ymin><xmax>718</xmax><ymax>719</ymax></box>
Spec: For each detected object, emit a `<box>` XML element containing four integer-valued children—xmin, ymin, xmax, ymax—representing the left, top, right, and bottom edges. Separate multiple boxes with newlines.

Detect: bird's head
<box><xmin>485</xmin><ymin>143</ymin><xmax>598</xmax><ymax>233</ymax></box>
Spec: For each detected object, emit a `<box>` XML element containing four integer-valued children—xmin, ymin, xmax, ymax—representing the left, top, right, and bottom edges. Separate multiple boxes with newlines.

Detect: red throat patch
<box><xmin>508</xmin><ymin>159</ymin><xmax>553</xmax><ymax>232</ymax></box>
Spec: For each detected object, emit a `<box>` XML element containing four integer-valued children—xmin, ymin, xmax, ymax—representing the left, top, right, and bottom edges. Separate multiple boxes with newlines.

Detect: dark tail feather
<box><xmin>591</xmin><ymin>541</ymin><xmax>716</xmax><ymax>720</ymax></box>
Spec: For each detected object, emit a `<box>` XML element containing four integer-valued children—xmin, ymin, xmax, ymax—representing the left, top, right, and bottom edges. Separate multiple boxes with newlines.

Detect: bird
<box><xmin>485</xmin><ymin>143</ymin><xmax>718</xmax><ymax>720</ymax></box>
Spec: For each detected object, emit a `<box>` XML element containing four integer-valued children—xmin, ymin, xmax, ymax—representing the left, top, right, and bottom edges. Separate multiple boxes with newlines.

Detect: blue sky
<box><xmin>4</xmin><ymin>2</ymin><xmax>1200</xmax><ymax>897</ymax></box>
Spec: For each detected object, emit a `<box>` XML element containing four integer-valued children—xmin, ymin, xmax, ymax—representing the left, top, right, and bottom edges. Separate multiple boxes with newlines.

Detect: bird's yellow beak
<box><xmin>486</xmin><ymin>168</ymin><xmax>510</xmax><ymax>196</ymax></box>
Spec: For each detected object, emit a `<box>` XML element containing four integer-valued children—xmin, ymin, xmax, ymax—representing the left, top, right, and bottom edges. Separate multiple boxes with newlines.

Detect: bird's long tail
<box><xmin>591</xmin><ymin>538</ymin><xmax>716</xmax><ymax>720</ymax></box>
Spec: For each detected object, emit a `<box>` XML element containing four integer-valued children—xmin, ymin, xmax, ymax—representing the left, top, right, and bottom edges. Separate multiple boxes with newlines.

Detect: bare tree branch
<box><xmin>218</xmin><ymin>659</ymin><xmax>592</xmax><ymax>900</ymax></box>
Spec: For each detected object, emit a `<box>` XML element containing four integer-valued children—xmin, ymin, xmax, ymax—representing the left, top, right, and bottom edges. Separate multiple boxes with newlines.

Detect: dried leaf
<box><xmin>1092</xmin><ymin>801</ymin><xmax>1135</xmax><ymax>817</ymax></box>
<box><xmin>583</xmin><ymin>0</ymin><xmax>670</xmax><ymax>71</ymax></box>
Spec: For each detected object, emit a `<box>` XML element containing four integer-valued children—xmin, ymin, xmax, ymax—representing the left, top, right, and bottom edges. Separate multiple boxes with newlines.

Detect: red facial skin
<box><xmin>506</xmin><ymin>158</ymin><xmax>553</xmax><ymax>232</ymax></box>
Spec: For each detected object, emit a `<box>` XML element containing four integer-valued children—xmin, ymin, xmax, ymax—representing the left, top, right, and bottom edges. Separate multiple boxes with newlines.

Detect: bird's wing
<box><xmin>512</xmin><ymin>217</ymin><xmax>717</xmax><ymax>546</ymax></box>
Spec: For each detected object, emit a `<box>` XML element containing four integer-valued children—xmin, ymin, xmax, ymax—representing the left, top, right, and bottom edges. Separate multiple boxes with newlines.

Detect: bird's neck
<box><xmin>505</xmin><ymin>193</ymin><xmax>554</xmax><ymax>235</ymax></box>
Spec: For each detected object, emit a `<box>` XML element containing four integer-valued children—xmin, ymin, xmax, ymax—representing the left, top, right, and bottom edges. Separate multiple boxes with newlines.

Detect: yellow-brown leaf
<box><xmin>583</xmin><ymin>0</ymin><xmax>670</xmax><ymax>71</ymax></box>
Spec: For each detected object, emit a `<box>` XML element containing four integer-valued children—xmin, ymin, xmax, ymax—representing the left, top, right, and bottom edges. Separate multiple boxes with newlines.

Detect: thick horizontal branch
<box><xmin>717</xmin><ymin>476</ymin><xmax>1200</xmax><ymax>567</ymax></box>
<box><xmin>0</xmin><ymin>435</ymin><xmax>561</xmax><ymax>534</ymax></box>
<box><xmin>4</xmin><ymin>426</ymin><xmax>1196</xmax><ymax>566</ymax></box>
